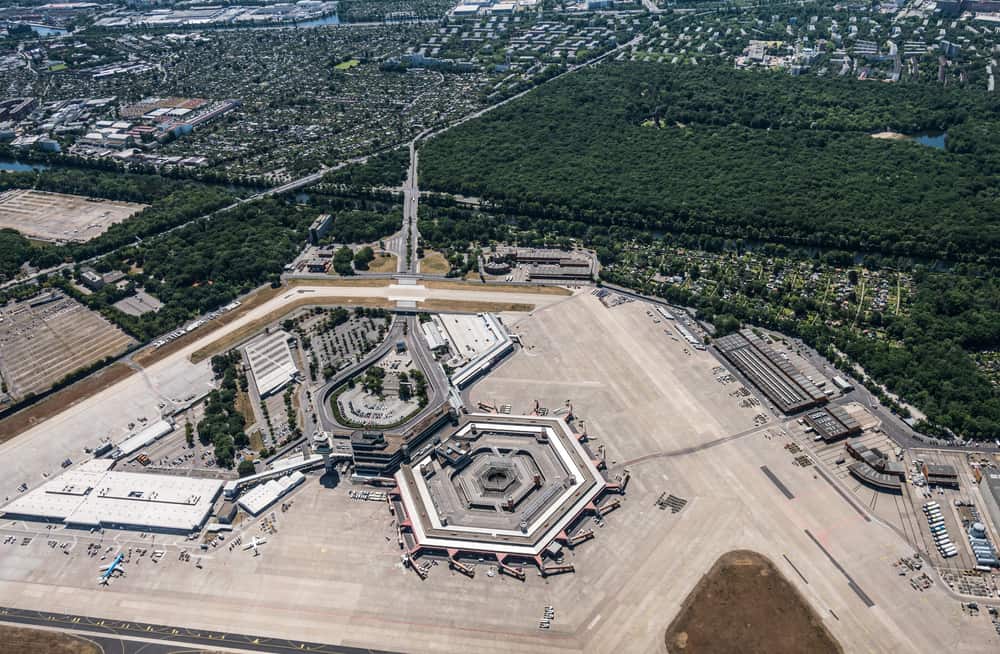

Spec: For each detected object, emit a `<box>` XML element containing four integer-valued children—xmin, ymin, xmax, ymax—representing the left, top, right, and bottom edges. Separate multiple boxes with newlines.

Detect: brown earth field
<box><xmin>665</xmin><ymin>550</ymin><xmax>842</xmax><ymax>654</ymax></box>
<box><xmin>418</xmin><ymin>250</ymin><xmax>450</xmax><ymax>275</ymax></box>
<box><xmin>0</xmin><ymin>625</ymin><xmax>100</xmax><ymax>654</ymax></box>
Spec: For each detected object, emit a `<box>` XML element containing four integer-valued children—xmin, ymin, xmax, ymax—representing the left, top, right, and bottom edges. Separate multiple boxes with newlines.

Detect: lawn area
<box><xmin>368</xmin><ymin>253</ymin><xmax>397</xmax><ymax>273</ymax></box>
<box><xmin>334</xmin><ymin>59</ymin><xmax>360</xmax><ymax>70</ymax></box>
<box><xmin>419</xmin><ymin>250</ymin><xmax>450</xmax><ymax>275</ymax></box>
<box><xmin>235</xmin><ymin>390</ymin><xmax>257</xmax><ymax>427</ymax></box>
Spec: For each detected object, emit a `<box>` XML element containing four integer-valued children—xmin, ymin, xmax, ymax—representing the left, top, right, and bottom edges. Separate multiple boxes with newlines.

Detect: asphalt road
<box><xmin>0</xmin><ymin>606</ymin><xmax>401</xmax><ymax>654</ymax></box>
<box><xmin>400</xmin><ymin>145</ymin><xmax>420</xmax><ymax>275</ymax></box>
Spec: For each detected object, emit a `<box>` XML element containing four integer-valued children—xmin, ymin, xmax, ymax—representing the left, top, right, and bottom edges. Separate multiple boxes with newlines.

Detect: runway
<box><xmin>0</xmin><ymin>606</ymin><xmax>401</xmax><ymax>654</ymax></box>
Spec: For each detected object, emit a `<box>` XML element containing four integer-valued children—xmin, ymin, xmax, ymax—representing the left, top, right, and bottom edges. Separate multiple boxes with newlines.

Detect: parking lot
<box><xmin>0</xmin><ymin>293</ymin><xmax>135</xmax><ymax>403</ymax></box>
<box><xmin>291</xmin><ymin>306</ymin><xmax>390</xmax><ymax>383</ymax></box>
<box><xmin>0</xmin><ymin>189</ymin><xmax>147</xmax><ymax>243</ymax></box>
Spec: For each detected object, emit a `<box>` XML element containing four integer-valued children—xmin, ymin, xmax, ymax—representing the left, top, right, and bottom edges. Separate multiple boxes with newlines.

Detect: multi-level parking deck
<box><xmin>715</xmin><ymin>329</ymin><xmax>827</xmax><ymax>414</ymax></box>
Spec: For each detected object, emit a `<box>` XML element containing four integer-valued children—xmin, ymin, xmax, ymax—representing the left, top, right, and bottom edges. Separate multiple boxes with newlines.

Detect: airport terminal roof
<box><xmin>2</xmin><ymin>468</ymin><xmax>223</xmax><ymax>532</ymax></box>
<box><xmin>245</xmin><ymin>330</ymin><xmax>298</xmax><ymax>397</ymax></box>
<box><xmin>848</xmin><ymin>461</ymin><xmax>902</xmax><ymax>492</ymax></box>
<box><xmin>439</xmin><ymin>313</ymin><xmax>513</xmax><ymax>388</ymax></box>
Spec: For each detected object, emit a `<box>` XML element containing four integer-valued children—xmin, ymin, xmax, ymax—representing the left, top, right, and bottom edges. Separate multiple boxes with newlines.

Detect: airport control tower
<box><xmin>313</xmin><ymin>431</ymin><xmax>334</xmax><ymax>471</ymax></box>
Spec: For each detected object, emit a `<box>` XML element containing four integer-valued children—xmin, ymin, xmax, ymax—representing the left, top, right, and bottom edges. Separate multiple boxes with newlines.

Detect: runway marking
<box><xmin>0</xmin><ymin>608</ymin><xmax>403</xmax><ymax>654</ymax></box>
<box><xmin>804</xmin><ymin>529</ymin><xmax>876</xmax><ymax>608</ymax></box>
<box><xmin>620</xmin><ymin>425</ymin><xmax>765</xmax><ymax>467</ymax></box>
<box><xmin>782</xmin><ymin>554</ymin><xmax>809</xmax><ymax>584</ymax></box>
<box><xmin>587</xmin><ymin>613</ymin><xmax>601</xmax><ymax>630</ymax></box>
<box><xmin>760</xmin><ymin>465</ymin><xmax>794</xmax><ymax>500</ymax></box>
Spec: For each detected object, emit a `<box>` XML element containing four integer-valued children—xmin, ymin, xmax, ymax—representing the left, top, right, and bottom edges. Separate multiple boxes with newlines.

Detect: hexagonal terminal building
<box><xmin>391</xmin><ymin>414</ymin><xmax>625</xmax><ymax>578</ymax></box>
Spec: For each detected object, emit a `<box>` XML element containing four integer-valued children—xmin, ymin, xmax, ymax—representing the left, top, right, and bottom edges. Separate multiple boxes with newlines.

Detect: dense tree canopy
<box><xmin>421</xmin><ymin>63</ymin><xmax>1000</xmax><ymax>264</ymax></box>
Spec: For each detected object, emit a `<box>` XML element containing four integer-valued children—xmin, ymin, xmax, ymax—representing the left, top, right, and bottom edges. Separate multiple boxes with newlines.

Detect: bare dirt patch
<box><xmin>0</xmin><ymin>625</ymin><xmax>101</xmax><ymax>654</ymax></box>
<box><xmin>287</xmin><ymin>278</ymin><xmax>391</xmax><ymax>289</ymax></box>
<box><xmin>419</xmin><ymin>250</ymin><xmax>450</xmax><ymax>275</ymax></box>
<box><xmin>367</xmin><ymin>253</ymin><xmax>397</xmax><ymax>273</ymax></box>
<box><xmin>871</xmin><ymin>131</ymin><xmax>908</xmax><ymax>141</ymax></box>
<box><xmin>421</xmin><ymin>299</ymin><xmax>534</xmax><ymax>313</ymax></box>
<box><xmin>424</xmin><ymin>280</ymin><xmax>571</xmax><ymax>296</ymax></box>
<box><xmin>665</xmin><ymin>550</ymin><xmax>841</xmax><ymax>654</ymax></box>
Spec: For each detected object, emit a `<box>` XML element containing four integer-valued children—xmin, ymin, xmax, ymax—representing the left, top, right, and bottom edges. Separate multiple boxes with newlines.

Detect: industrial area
<box><xmin>0</xmin><ymin>278</ymin><xmax>997</xmax><ymax>652</ymax></box>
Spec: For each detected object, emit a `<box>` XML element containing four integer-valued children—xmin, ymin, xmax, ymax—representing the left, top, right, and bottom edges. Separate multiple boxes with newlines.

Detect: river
<box><xmin>0</xmin><ymin>160</ymin><xmax>49</xmax><ymax>172</ymax></box>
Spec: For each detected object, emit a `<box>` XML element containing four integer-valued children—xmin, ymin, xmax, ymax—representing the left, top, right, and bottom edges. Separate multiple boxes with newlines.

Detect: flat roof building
<box><xmin>237</xmin><ymin>471</ymin><xmax>305</xmax><ymax>516</ymax></box>
<box><xmin>803</xmin><ymin>406</ymin><xmax>861</xmax><ymax>443</ymax></box>
<box><xmin>922</xmin><ymin>463</ymin><xmax>959</xmax><ymax>488</ymax></box>
<box><xmin>245</xmin><ymin>330</ymin><xmax>299</xmax><ymax>397</ymax></box>
<box><xmin>309</xmin><ymin>213</ymin><xmax>333</xmax><ymax>245</ymax></box>
<box><xmin>115</xmin><ymin>419</ymin><xmax>174</xmax><ymax>459</ymax></box>
<box><xmin>848</xmin><ymin>461</ymin><xmax>902</xmax><ymax>493</ymax></box>
<box><xmin>2</xmin><ymin>460</ymin><xmax>223</xmax><ymax>533</ymax></box>
<box><xmin>715</xmin><ymin>330</ymin><xmax>827</xmax><ymax>414</ymax></box>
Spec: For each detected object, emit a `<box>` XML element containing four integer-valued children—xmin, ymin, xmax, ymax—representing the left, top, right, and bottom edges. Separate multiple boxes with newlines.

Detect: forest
<box><xmin>92</xmin><ymin>199</ymin><xmax>315</xmax><ymax>340</ymax></box>
<box><xmin>198</xmin><ymin>351</ymin><xmax>249</xmax><ymax>467</ymax></box>
<box><xmin>420</xmin><ymin>62</ymin><xmax>1000</xmax><ymax>265</ymax></box>
<box><xmin>323</xmin><ymin>208</ymin><xmax>402</xmax><ymax>245</ymax></box>
<box><xmin>322</xmin><ymin>148</ymin><xmax>409</xmax><ymax>188</ymax></box>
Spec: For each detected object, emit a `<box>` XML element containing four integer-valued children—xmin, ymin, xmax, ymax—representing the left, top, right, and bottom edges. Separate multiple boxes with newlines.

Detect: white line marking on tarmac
<box><xmin>587</xmin><ymin>614</ymin><xmax>601</xmax><ymax>630</ymax></box>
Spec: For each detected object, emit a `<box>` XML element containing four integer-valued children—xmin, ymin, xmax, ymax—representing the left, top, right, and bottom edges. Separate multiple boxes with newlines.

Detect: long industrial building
<box><xmin>715</xmin><ymin>329</ymin><xmax>827</xmax><ymax>414</ymax></box>
<box><xmin>1</xmin><ymin>459</ymin><xmax>223</xmax><ymax>533</ymax></box>
<box><xmin>237</xmin><ymin>471</ymin><xmax>305</xmax><ymax>516</ymax></box>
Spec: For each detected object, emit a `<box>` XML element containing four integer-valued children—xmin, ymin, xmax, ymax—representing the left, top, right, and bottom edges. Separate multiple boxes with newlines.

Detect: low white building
<box><xmin>237</xmin><ymin>471</ymin><xmax>305</xmax><ymax>516</ymax></box>
<box><xmin>245</xmin><ymin>330</ymin><xmax>299</xmax><ymax>397</ymax></box>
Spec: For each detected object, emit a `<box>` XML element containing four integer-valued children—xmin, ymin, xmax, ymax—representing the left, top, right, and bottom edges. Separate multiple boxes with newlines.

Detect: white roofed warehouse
<box><xmin>244</xmin><ymin>330</ymin><xmax>300</xmax><ymax>397</ymax></box>
<box><xmin>1</xmin><ymin>459</ymin><xmax>223</xmax><ymax>534</ymax></box>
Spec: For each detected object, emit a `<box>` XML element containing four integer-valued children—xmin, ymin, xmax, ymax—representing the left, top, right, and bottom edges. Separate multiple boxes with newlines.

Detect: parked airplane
<box><xmin>98</xmin><ymin>553</ymin><xmax>124</xmax><ymax>585</ymax></box>
<box><xmin>242</xmin><ymin>536</ymin><xmax>267</xmax><ymax>556</ymax></box>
